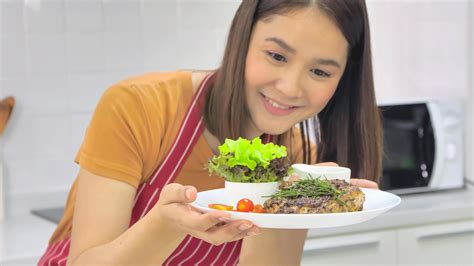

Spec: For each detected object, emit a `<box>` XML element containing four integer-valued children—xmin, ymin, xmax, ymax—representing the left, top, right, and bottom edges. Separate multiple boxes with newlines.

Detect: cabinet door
<box><xmin>397</xmin><ymin>219</ymin><xmax>474</xmax><ymax>265</ymax></box>
<box><xmin>301</xmin><ymin>230</ymin><xmax>397</xmax><ymax>265</ymax></box>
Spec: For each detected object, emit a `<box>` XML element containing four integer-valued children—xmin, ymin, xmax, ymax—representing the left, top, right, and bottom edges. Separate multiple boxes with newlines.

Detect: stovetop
<box><xmin>31</xmin><ymin>207</ymin><xmax>64</xmax><ymax>224</ymax></box>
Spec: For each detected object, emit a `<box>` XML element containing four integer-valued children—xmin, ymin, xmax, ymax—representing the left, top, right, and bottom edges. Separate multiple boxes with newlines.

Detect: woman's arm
<box><xmin>68</xmin><ymin>168</ymin><xmax>185</xmax><ymax>265</ymax></box>
<box><xmin>68</xmin><ymin>168</ymin><xmax>260</xmax><ymax>265</ymax></box>
<box><xmin>239</xmin><ymin>229</ymin><xmax>308</xmax><ymax>265</ymax></box>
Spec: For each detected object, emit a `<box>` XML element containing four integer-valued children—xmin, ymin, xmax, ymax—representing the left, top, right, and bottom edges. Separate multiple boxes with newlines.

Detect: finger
<box><xmin>204</xmin><ymin>221</ymin><xmax>259</xmax><ymax>243</ymax></box>
<box><xmin>159</xmin><ymin>183</ymin><xmax>197</xmax><ymax>205</ymax></box>
<box><xmin>288</xmin><ymin>173</ymin><xmax>300</xmax><ymax>182</ymax></box>
<box><xmin>229</xmin><ymin>225</ymin><xmax>261</xmax><ymax>242</ymax></box>
<box><xmin>188</xmin><ymin>210</ymin><xmax>232</xmax><ymax>232</ymax></box>
<box><xmin>206</xmin><ymin>220</ymin><xmax>252</xmax><ymax>235</ymax></box>
<box><xmin>314</xmin><ymin>162</ymin><xmax>339</xmax><ymax>167</ymax></box>
<box><xmin>192</xmin><ymin>222</ymin><xmax>252</xmax><ymax>246</ymax></box>
<box><xmin>241</xmin><ymin>225</ymin><xmax>261</xmax><ymax>237</ymax></box>
<box><xmin>350</xmin><ymin>178</ymin><xmax>379</xmax><ymax>189</ymax></box>
<box><xmin>227</xmin><ymin>224</ymin><xmax>262</xmax><ymax>242</ymax></box>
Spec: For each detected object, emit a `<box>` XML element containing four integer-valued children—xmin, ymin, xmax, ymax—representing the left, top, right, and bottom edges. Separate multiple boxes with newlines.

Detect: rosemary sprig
<box><xmin>266</xmin><ymin>176</ymin><xmax>349</xmax><ymax>207</ymax></box>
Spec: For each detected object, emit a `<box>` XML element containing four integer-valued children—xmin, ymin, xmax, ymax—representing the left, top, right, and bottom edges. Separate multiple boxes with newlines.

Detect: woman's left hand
<box><xmin>350</xmin><ymin>178</ymin><xmax>379</xmax><ymax>189</ymax></box>
<box><xmin>301</xmin><ymin>162</ymin><xmax>380</xmax><ymax>190</ymax></box>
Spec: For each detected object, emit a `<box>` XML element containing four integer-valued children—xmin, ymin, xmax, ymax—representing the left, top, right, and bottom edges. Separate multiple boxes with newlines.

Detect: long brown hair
<box><xmin>202</xmin><ymin>0</ymin><xmax>383</xmax><ymax>182</ymax></box>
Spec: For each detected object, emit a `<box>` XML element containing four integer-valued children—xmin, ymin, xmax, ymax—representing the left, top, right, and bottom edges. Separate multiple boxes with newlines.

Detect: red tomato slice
<box><xmin>252</xmin><ymin>204</ymin><xmax>265</xmax><ymax>213</ymax></box>
<box><xmin>236</xmin><ymin>198</ymin><xmax>254</xmax><ymax>212</ymax></box>
<box><xmin>208</xmin><ymin>204</ymin><xmax>233</xmax><ymax>211</ymax></box>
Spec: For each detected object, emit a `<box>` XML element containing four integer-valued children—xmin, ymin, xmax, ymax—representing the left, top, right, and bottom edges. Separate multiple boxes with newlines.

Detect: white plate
<box><xmin>190</xmin><ymin>188</ymin><xmax>401</xmax><ymax>229</ymax></box>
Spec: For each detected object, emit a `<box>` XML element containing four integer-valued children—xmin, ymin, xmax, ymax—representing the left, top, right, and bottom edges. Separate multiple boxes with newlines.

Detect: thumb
<box><xmin>159</xmin><ymin>183</ymin><xmax>197</xmax><ymax>205</ymax></box>
<box><xmin>288</xmin><ymin>173</ymin><xmax>300</xmax><ymax>182</ymax></box>
<box><xmin>314</xmin><ymin>162</ymin><xmax>339</xmax><ymax>167</ymax></box>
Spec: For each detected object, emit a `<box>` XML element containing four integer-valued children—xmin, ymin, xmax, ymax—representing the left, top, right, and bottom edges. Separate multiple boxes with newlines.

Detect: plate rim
<box><xmin>190</xmin><ymin>188</ymin><xmax>401</xmax><ymax>217</ymax></box>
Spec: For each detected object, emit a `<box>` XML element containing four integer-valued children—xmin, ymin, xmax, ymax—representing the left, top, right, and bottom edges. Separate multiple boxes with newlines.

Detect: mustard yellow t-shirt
<box><xmin>48</xmin><ymin>71</ymin><xmax>315</xmax><ymax>244</ymax></box>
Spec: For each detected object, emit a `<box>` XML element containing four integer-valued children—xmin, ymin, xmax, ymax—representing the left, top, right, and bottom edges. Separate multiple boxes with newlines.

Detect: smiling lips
<box><xmin>260</xmin><ymin>93</ymin><xmax>299</xmax><ymax>116</ymax></box>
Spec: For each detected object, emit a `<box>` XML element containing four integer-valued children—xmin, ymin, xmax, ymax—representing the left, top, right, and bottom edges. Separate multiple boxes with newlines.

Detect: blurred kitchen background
<box><xmin>0</xmin><ymin>0</ymin><xmax>473</xmax><ymax>265</ymax></box>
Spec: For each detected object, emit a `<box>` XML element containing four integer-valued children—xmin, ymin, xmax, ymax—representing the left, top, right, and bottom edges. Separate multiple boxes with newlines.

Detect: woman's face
<box><xmin>244</xmin><ymin>7</ymin><xmax>349</xmax><ymax>138</ymax></box>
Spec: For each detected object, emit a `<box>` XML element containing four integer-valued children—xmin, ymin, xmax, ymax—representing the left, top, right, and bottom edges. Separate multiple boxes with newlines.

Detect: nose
<box><xmin>274</xmin><ymin>69</ymin><xmax>303</xmax><ymax>98</ymax></box>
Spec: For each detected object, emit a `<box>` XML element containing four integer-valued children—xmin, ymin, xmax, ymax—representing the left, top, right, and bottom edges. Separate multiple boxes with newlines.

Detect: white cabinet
<box><xmin>397</xmin><ymin>219</ymin><xmax>474</xmax><ymax>265</ymax></box>
<box><xmin>302</xmin><ymin>219</ymin><xmax>474</xmax><ymax>265</ymax></box>
<box><xmin>301</xmin><ymin>230</ymin><xmax>397</xmax><ymax>265</ymax></box>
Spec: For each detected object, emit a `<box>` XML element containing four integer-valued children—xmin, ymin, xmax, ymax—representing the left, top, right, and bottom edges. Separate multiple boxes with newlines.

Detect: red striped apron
<box><xmin>38</xmin><ymin>73</ymin><xmax>273</xmax><ymax>266</ymax></box>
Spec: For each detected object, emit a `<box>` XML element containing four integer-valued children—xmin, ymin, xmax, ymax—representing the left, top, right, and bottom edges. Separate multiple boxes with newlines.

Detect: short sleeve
<box><xmin>75</xmin><ymin>84</ymin><xmax>149</xmax><ymax>188</ymax></box>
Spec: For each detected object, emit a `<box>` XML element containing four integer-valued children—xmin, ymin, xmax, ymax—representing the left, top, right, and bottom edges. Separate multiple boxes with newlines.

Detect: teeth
<box><xmin>267</xmin><ymin>97</ymin><xmax>291</xmax><ymax>110</ymax></box>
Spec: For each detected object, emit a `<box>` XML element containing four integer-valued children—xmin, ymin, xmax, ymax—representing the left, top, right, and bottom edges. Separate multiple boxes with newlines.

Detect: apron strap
<box><xmin>130</xmin><ymin>72</ymin><xmax>215</xmax><ymax>225</ymax></box>
<box><xmin>130</xmin><ymin>71</ymin><xmax>274</xmax><ymax>225</ymax></box>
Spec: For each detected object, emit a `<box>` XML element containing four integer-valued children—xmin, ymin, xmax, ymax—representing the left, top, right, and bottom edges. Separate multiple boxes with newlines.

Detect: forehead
<box><xmin>254</xmin><ymin>8</ymin><xmax>349</xmax><ymax>61</ymax></box>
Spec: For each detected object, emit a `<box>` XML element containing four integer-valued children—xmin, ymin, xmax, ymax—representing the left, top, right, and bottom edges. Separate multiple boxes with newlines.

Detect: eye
<box><xmin>311</xmin><ymin>69</ymin><xmax>331</xmax><ymax>78</ymax></box>
<box><xmin>266</xmin><ymin>51</ymin><xmax>287</xmax><ymax>63</ymax></box>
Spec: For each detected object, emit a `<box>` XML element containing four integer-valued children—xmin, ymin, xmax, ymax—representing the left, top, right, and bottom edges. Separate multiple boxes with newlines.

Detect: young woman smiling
<box><xmin>39</xmin><ymin>0</ymin><xmax>381</xmax><ymax>265</ymax></box>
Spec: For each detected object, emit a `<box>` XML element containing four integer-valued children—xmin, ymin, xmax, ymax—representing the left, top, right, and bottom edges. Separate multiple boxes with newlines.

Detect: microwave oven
<box><xmin>378</xmin><ymin>101</ymin><xmax>464</xmax><ymax>194</ymax></box>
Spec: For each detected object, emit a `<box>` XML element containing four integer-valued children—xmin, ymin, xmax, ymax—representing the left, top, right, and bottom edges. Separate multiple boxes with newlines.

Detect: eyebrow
<box><xmin>264</xmin><ymin>37</ymin><xmax>342</xmax><ymax>69</ymax></box>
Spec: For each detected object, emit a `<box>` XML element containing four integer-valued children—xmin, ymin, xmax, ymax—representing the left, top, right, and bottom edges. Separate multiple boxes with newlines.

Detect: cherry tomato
<box><xmin>252</xmin><ymin>204</ymin><xmax>265</xmax><ymax>213</ymax></box>
<box><xmin>208</xmin><ymin>204</ymin><xmax>233</xmax><ymax>211</ymax></box>
<box><xmin>236</xmin><ymin>198</ymin><xmax>254</xmax><ymax>212</ymax></box>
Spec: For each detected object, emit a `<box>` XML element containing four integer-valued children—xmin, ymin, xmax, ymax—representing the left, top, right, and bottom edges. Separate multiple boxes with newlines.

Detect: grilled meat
<box><xmin>263</xmin><ymin>179</ymin><xmax>365</xmax><ymax>214</ymax></box>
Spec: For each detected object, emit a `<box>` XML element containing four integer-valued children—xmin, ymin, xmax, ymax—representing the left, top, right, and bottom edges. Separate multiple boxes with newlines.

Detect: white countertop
<box><xmin>309</xmin><ymin>183</ymin><xmax>474</xmax><ymax>238</ymax></box>
<box><xmin>1</xmin><ymin>184</ymin><xmax>473</xmax><ymax>263</ymax></box>
<box><xmin>0</xmin><ymin>214</ymin><xmax>56</xmax><ymax>264</ymax></box>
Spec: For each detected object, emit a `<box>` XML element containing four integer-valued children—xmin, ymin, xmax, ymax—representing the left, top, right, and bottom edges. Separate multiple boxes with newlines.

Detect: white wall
<box><xmin>368</xmin><ymin>0</ymin><xmax>470</xmax><ymax>104</ymax></box>
<box><xmin>1</xmin><ymin>0</ymin><xmax>472</xmax><ymax>217</ymax></box>
<box><xmin>467</xmin><ymin>0</ymin><xmax>473</xmax><ymax>182</ymax></box>
<box><xmin>0</xmin><ymin>0</ymin><xmax>240</xmax><ymax>217</ymax></box>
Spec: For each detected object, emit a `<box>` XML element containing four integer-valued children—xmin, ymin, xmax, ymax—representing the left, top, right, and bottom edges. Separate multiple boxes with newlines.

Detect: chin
<box><xmin>258</xmin><ymin>122</ymin><xmax>293</xmax><ymax>136</ymax></box>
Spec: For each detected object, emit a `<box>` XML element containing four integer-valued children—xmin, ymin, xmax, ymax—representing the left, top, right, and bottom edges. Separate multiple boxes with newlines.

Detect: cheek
<box><xmin>245</xmin><ymin>52</ymin><xmax>272</xmax><ymax>91</ymax></box>
<box><xmin>306</xmin><ymin>84</ymin><xmax>338</xmax><ymax>112</ymax></box>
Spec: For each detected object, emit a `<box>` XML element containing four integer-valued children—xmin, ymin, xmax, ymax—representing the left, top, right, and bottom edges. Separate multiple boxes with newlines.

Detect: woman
<box><xmin>39</xmin><ymin>0</ymin><xmax>381</xmax><ymax>265</ymax></box>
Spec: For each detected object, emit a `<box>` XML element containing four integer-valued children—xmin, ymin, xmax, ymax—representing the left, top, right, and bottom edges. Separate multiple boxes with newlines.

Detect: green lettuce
<box><xmin>208</xmin><ymin>137</ymin><xmax>292</xmax><ymax>183</ymax></box>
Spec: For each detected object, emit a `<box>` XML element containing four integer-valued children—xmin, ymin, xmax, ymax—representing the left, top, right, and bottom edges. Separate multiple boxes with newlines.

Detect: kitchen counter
<box><xmin>0</xmin><ymin>214</ymin><xmax>55</xmax><ymax>264</ymax></box>
<box><xmin>1</xmin><ymin>184</ymin><xmax>473</xmax><ymax>264</ymax></box>
<box><xmin>308</xmin><ymin>183</ymin><xmax>474</xmax><ymax>238</ymax></box>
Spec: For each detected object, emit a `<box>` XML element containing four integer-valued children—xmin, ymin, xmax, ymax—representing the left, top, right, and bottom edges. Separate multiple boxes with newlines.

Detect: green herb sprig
<box><xmin>267</xmin><ymin>176</ymin><xmax>348</xmax><ymax>206</ymax></box>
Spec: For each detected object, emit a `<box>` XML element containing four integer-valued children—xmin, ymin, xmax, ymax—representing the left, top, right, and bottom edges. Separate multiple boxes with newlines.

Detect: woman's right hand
<box><xmin>151</xmin><ymin>183</ymin><xmax>261</xmax><ymax>246</ymax></box>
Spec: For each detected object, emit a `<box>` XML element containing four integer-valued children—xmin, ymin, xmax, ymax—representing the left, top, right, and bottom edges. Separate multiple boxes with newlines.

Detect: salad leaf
<box><xmin>217</xmin><ymin>137</ymin><xmax>287</xmax><ymax>170</ymax></box>
<box><xmin>208</xmin><ymin>137</ymin><xmax>292</xmax><ymax>183</ymax></box>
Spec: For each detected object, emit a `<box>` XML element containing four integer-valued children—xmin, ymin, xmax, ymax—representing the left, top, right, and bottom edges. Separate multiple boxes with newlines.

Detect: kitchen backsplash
<box><xmin>0</xmin><ymin>0</ymin><xmax>472</xmax><ymax>217</ymax></box>
<box><xmin>0</xmin><ymin>0</ymin><xmax>240</xmax><ymax>217</ymax></box>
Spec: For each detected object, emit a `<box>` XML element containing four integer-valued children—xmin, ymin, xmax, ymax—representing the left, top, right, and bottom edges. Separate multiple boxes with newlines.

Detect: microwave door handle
<box><xmin>420</xmin><ymin>105</ymin><xmax>437</xmax><ymax>186</ymax></box>
<box><xmin>416</xmin><ymin>126</ymin><xmax>429</xmax><ymax>186</ymax></box>
<box><xmin>416</xmin><ymin>107</ymin><xmax>433</xmax><ymax>186</ymax></box>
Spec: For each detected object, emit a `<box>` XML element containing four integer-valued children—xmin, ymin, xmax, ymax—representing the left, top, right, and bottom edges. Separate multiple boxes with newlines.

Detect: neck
<box><xmin>202</xmin><ymin>128</ymin><xmax>222</xmax><ymax>155</ymax></box>
<box><xmin>243</xmin><ymin>121</ymin><xmax>264</xmax><ymax>140</ymax></box>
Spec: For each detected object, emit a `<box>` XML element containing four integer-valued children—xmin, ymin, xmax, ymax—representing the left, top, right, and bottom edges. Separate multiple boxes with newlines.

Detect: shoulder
<box><xmin>113</xmin><ymin>71</ymin><xmax>193</xmax><ymax>98</ymax></box>
<box><xmin>118</xmin><ymin>71</ymin><xmax>191</xmax><ymax>87</ymax></box>
<box><xmin>97</xmin><ymin>71</ymin><xmax>194</xmax><ymax>114</ymax></box>
<box><xmin>190</xmin><ymin>70</ymin><xmax>213</xmax><ymax>94</ymax></box>
<box><xmin>90</xmin><ymin>71</ymin><xmax>196</xmax><ymax>136</ymax></box>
